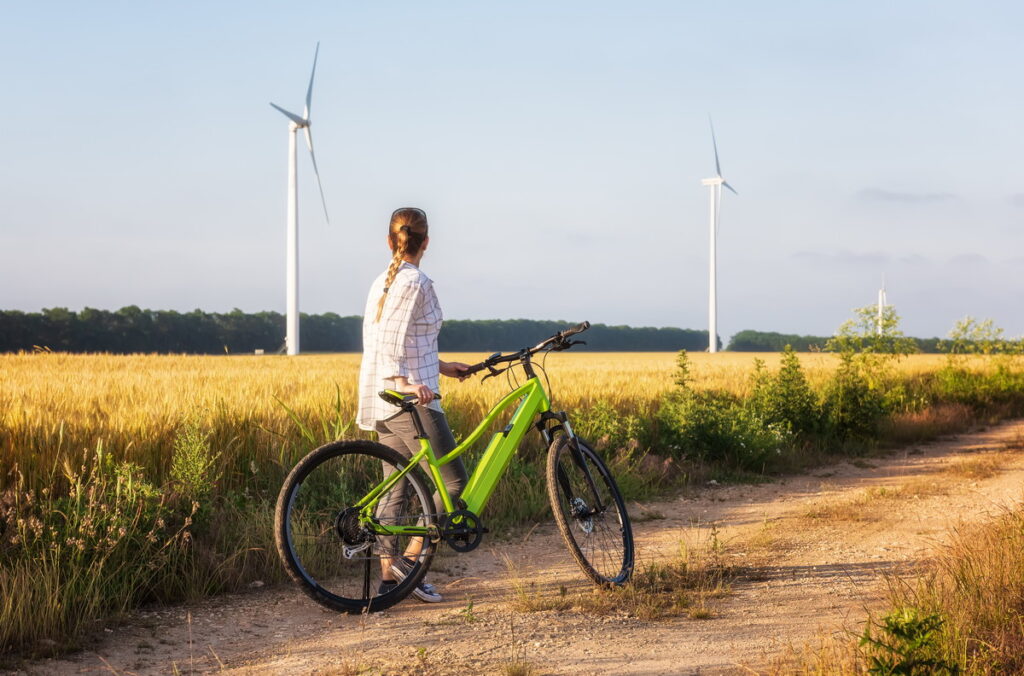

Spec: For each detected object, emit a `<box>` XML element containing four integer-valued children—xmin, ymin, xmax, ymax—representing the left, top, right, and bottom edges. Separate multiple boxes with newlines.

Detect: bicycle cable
<box><xmin>505</xmin><ymin>356</ymin><xmax>520</xmax><ymax>390</ymax></box>
<box><xmin>538</xmin><ymin>348</ymin><xmax>554</xmax><ymax>402</ymax></box>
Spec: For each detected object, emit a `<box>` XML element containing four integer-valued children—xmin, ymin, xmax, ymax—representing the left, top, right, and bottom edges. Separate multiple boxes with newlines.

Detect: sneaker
<box><xmin>390</xmin><ymin>557</ymin><xmax>443</xmax><ymax>603</ymax></box>
<box><xmin>377</xmin><ymin>579</ymin><xmax>398</xmax><ymax>595</ymax></box>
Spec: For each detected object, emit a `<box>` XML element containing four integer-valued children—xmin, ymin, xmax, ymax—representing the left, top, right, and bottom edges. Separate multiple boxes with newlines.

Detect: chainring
<box><xmin>441</xmin><ymin>509</ymin><xmax>485</xmax><ymax>553</ymax></box>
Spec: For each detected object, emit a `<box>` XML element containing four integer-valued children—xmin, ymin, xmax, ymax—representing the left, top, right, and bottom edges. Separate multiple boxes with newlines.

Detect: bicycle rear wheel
<box><xmin>546</xmin><ymin>435</ymin><xmax>634</xmax><ymax>585</ymax></box>
<box><xmin>274</xmin><ymin>440</ymin><xmax>436</xmax><ymax>613</ymax></box>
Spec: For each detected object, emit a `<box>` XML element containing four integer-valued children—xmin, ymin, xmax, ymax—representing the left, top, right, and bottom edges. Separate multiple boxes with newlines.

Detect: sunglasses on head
<box><xmin>391</xmin><ymin>207</ymin><xmax>426</xmax><ymax>218</ymax></box>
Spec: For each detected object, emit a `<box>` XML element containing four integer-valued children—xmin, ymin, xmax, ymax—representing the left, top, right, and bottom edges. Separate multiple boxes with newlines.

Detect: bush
<box><xmin>748</xmin><ymin>346</ymin><xmax>820</xmax><ymax>436</ymax></box>
<box><xmin>574</xmin><ymin>400</ymin><xmax>648</xmax><ymax>456</ymax></box>
<box><xmin>822</xmin><ymin>353</ymin><xmax>886</xmax><ymax>442</ymax></box>
<box><xmin>859</xmin><ymin>608</ymin><xmax>959</xmax><ymax>675</ymax></box>
<box><xmin>657</xmin><ymin>390</ymin><xmax>791</xmax><ymax>472</ymax></box>
<box><xmin>170</xmin><ymin>416</ymin><xmax>221</xmax><ymax>505</ymax></box>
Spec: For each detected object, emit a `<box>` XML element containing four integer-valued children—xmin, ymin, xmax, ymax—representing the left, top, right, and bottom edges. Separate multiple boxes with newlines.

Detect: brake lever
<box><xmin>551</xmin><ymin>339</ymin><xmax>586</xmax><ymax>352</ymax></box>
<box><xmin>480</xmin><ymin>365</ymin><xmax>508</xmax><ymax>383</ymax></box>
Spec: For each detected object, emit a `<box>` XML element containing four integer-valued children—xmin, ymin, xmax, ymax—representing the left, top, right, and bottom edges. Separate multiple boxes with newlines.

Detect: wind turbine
<box><xmin>876</xmin><ymin>275</ymin><xmax>888</xmax><ymax>335</ymax></box>
<box><xmin>270</xmin><ymin>42</ymin><xmax>330</xmax><ymax>356</ymax></box>
<box><xmin>700</xmin><ymin>117</ymin><xmax>737</xmax><ymax>353</ymax></box>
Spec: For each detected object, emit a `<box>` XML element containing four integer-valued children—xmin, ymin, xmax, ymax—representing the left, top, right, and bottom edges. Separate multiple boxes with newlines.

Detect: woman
<box><xmin>356</xmin><ymin>207</ymin><xmax>469</xmax><ymax>603</ymax></box>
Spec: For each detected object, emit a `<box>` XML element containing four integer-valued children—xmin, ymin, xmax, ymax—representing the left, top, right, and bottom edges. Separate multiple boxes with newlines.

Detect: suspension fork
<box><xmin>536</xmin><ymin>411</ymin><xmax>607</xmax><ymax>514</ymax></box>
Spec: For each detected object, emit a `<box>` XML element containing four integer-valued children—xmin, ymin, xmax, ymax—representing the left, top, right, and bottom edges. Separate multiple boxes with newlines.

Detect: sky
<box><xmin>2</xmin><ymin>1</ymin><xmax>1022</xmax><ymax>342</ymax></box>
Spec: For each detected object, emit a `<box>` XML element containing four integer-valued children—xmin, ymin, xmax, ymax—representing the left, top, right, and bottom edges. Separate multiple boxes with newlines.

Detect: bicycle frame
<box><xmin>355</xmin><ymin>376</ymin><xmax>554</xmax><ymax>536</ymax></box>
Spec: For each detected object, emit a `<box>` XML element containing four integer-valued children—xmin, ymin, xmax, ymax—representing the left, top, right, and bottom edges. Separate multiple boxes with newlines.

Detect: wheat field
<box><xmin>1</xmin><ymin>350</ymin><xmax>958</xmax><ymax>490</ymax></box>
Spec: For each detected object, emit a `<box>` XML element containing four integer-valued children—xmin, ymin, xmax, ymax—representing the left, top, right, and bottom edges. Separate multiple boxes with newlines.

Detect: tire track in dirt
<box><xmin>16</xmin><ymin>420</ymin><xmax>1024</xmax><ymax>675</ymax></box>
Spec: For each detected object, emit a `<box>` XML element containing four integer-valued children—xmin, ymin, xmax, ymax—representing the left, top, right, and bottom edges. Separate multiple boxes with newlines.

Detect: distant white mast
<box><xmin>876</xmin><ymin>276</ymin><xmax>888</xmax><ymax>335</ymax></box>
<box><xmin>701</xmin><ymin>117</ymin><xmax>737</xmax><ymax>353</ymax></box>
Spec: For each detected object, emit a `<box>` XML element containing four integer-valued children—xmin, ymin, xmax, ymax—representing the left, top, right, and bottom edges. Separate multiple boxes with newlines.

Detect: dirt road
<box><xmin>18</xmin><ymin>420</ymin><xmax>1024</xmax><ymax>675</ymax></box>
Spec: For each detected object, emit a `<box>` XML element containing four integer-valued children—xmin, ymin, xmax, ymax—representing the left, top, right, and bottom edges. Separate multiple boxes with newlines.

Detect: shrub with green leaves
<box><xmin>171</xmin><ymin>416</ymin><xmax>221</xmax><ymax>504</ymax></box>
<box><xmin>859</xmin><ymin>607</ymin><xmax>960</xmax><ymax>675</ymax></box>
<box><xmin>574</xmin><ymin>399</ymin><xmax>648</xmax><ymax>455</ymax></box>
<box><xmin>657</xmin><ymin>390</ymin><xmax>790</xmax><ymax>472</ymax></box>
<box><xmin>823</xmin><ymin>353</ymin><xmax>886</xmax><ymax>442</ymax></box>
<box><xmin>749</xmin><ymin>346</ymin><xmax>820</xmax><ymax>436</ymax></box>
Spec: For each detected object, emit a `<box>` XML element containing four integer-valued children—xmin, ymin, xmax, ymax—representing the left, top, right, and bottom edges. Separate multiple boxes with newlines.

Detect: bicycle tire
<box><xmin>274</xmin><ymin>440</ymin><xmax>436</xmax><ymax>613</ymax></box>
<box><xmin>546</xmin><ymin>435</ymin><xmax>634</xmax><ymax>586</ymax></box>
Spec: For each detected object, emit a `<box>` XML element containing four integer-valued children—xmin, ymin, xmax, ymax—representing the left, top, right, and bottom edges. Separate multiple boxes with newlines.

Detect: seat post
<box><xmin>404</xmin><ymin>403</ymin><xmax>429</xmax><ymax>439</ymax></box>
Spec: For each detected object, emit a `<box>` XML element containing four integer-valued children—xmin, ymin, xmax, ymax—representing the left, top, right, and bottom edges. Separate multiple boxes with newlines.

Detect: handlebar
<box><xmin>459</xmin><ymin>321</ymin><xmax>591</xmax><ymax>377</ymax></box>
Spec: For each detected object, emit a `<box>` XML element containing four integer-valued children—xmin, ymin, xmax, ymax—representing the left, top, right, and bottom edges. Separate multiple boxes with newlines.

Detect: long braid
<box><xmin>375</xmin><ymin>231</ymin><xmax>409</xmax><ymax>322</ymax></box>
<box><xmin>374</xmin><ymin>209</ymin><xmax>428</xmax><ymax>322</ymax></box>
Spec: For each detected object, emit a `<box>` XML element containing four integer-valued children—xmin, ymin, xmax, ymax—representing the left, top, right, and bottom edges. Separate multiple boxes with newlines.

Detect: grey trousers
<box><xmin>374</xmin><ymin>407</ymin><xmax>468</xmax><ymax>554</ymax></box>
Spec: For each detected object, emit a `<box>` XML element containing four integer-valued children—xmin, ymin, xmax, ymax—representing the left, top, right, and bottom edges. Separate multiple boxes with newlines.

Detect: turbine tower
<box><xmin>270</xmin><ymin>42</ymin><xmax>330</xmax><ymax>356</ymax></box>
<box><xmin>876</xmin><ymin>276</ymin><xmax>888</xmax><ymax>336</ymax></box>
<box><xmin>700</xmin><ymin>117</ymin><xmax>737</xmax><ymax>353</ymax></box>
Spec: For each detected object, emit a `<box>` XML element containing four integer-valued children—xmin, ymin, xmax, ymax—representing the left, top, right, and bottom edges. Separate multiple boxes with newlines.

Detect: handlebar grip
<box><xmin>460</xmin><ymin>362</ymin><xmax>488</xmax><ymax>376</ymax></box>
<box><xmin>561</xmin><ymin>321</ymin><xmax>591</xmax><ymax>338</ymax></box>
<box><xmin>460</xmin><ymin>351</ymin><xmax>504</xmax><ymax>376</ymax></box>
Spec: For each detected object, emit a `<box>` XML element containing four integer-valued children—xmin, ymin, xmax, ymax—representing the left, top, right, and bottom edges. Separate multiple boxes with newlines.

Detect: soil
<box><xmin>12</xmin><ymin>420</ymin><xmax>1024</xmax><ymax>676</ymax></box>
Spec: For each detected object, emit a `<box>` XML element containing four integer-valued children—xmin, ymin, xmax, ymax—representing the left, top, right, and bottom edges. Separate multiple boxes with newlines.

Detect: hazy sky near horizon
<box><xmin>2</xmin><ymin>1</ymin><xmax>1022</xmax><ymax>341</ymax></box>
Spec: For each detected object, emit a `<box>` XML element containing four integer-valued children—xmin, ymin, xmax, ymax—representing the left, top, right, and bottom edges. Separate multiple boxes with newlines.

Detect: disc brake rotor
<box><xmin>570</xmin><ymin>497</ymin><xmax>594</xmax><ymax>534</ymax></box>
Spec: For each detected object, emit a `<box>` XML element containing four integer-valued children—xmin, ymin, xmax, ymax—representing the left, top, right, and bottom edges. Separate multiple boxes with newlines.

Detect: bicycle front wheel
<box><xmin>546</xmin><ymin>435</ymin><xmax>634</xmax><ymax>586</ymax></box>
<box><xmin>274</xmin><ymin>440</ymin><xmax>436</xmax><ymax>613</ymax></box>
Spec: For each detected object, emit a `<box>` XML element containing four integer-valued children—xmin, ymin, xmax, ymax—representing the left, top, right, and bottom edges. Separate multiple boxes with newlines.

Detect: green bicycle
<box><xmin>274</xmin><ymin>322</ymin><xmax>634</xmax><ymax>612</ymax></box>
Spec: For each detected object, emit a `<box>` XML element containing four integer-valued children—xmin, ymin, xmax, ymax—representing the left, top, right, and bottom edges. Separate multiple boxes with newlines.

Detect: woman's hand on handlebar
<box><xmin>440</xmin><ymin>360</ymin><xmax>472</xmax><ymax>381</ymax></box>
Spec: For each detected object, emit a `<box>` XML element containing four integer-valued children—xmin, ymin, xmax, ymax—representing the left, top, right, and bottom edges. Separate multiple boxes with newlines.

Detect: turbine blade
<box><xmin>305</xmin><ymin>126</ymin><xmax>330</xmax><ymax>225</ymax></box>
<box><xmin>270</xmin><ymin>102</ymin><xmax>306</xmax><ymax>126</ymax></box>
<box><xmin>723</xmin><ymin>180</ymin><xmax>738</xmax><ymax>196</ymax></box>
<box><xmin>304</xmin><ymin>41</ymin><xmax>320</xmax><ymax>120</ymax></box>
<box><xmin>709</xmin><ymin>115</ymin><xmax>722</xmax><ymax>177</ymax></box>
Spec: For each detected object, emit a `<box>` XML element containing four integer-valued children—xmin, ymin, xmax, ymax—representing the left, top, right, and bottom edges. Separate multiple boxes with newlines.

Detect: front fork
<box><xmin>536</xmin><ymin>411</ymin><xmax>606</xmax><ymax>514</ymax></box>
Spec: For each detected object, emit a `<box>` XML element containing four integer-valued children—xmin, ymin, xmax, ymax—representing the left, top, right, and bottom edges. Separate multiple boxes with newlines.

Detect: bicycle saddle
<box><xmin>378</xmin><ymin>390</ymin><xmax>415</xmax><ymax>408</ymax></box>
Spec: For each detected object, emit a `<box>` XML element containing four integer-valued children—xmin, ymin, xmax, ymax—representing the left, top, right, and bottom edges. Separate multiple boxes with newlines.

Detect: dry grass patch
<box><xmin>501</xmin><ymin>658</ymin><xmax>541</xmax><ymax>676</ymax></box>
<box><xmin>804</xmin><ymin>479</ymin><xmax>950</xmax><ymax>523</ymax></box>
<box><xmin>763</xmin><ymin>630</ymin><xmax>864</xmax><ymax>675</ymax></box>
<box><xmin>505</xmin><ymin>529</ymin><xmax>732</xmax><ymax>621</ymax></box>
<box><xmin>881</xmin><ymin>403</ymin><xmax>974</xmax><ymax>445</ymax></box>
<box><xmin>631</xmin><ymin>502</ymin><xmax>667</xmax><ymax>522</ymax></box>
<box><xmin>806</xmin><ymin>449</ymin><xmax>1014</xmax><ymax>525</ymax></box>
<box><xmin>944</xmin><ymin>455</ymin><xmax>1000</xmax><ymax>480</ymax></box>
<box><xmin>745</xmin><ymin>517</ymin><xmax>787</xmax><ymax>553</ymax></box>
<box><xmin>1004</xmin><ymin>429</ymin><xmax>1024</xmax><ymax>453</ymax></box>
<box><xmin>773</xmin><ymin>505</ymin><xmax>1024</xmax><ymax>675</ymax></box>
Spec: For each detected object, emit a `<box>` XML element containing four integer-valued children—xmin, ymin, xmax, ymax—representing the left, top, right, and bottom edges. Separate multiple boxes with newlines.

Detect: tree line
<box><xmin>0</xmin><ymin>307</ymin><xmax>712</xmax><ymax>354</ymax></box>
<box><xmin>727</xmin><ymin>329</ymin><xmax>943</xmax><ymax>353</ymax></box>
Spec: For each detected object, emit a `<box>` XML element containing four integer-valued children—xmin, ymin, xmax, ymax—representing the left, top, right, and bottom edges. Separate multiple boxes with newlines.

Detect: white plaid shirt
<box><xmin>357</xmin><ymin>262</ymin><xmax>444</xmax><ymax>430</ymax></box>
